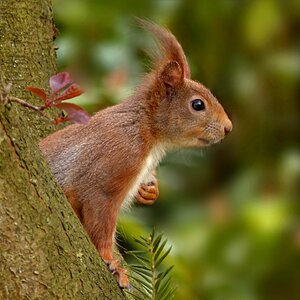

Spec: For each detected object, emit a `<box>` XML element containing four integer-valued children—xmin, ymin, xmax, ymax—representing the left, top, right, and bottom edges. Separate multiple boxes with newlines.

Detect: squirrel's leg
<box><xmin>81</xmin><ymin>199</ymin><xmax>130</xmax><ymax>289</ymax></box>
<box><xmin>136</xmin><ymin>170</ymin><xmax>159</xmax><ymax>205</ymax></box>
<box><xmin>65</xmin><ymin>190</ymin><xmax>83</xmax><ymax>221</ymax></box>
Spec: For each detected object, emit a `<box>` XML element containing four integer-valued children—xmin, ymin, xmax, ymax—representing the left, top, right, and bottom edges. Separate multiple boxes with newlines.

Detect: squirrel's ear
<box><xmin>161</xmin><ymin>61</ymin><xmax>183</xmax><ymax>87</ymax></box>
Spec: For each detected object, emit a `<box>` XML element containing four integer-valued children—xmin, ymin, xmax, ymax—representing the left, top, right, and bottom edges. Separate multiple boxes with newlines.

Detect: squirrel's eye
<box><xmin>191</xmin><ymin>99</ymin><xmax>205</xmax><ymax>111</ymax></box>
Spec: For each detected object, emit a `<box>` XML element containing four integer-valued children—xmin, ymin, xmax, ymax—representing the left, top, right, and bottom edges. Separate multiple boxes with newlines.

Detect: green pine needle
<box><xmin>126</xmin><ymin>228</ymin><xmax>176</xmax><ymax>300</ymax></box>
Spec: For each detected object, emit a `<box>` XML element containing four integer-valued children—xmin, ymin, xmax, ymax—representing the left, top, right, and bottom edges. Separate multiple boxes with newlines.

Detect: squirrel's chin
<box><xmin>197</xmin><ymin>138</ymin><xmax>211</xmax><ymax>147</ymax></box>
<box><xmin>198</xmin><ymin>137</ymin><xmax>224</xmax><ymax>147</ymax></box>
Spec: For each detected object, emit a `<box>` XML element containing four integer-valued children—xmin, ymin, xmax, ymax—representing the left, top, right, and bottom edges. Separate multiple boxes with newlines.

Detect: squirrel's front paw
<box><xmin>136</xmin><ymin>178</ymin><xmax>159</xmax><ymax>205</ymax></box>
<box><xmin>106</xmin><ymin>259</ymin><xmax>132</xmax><ymax>290</ymax></box>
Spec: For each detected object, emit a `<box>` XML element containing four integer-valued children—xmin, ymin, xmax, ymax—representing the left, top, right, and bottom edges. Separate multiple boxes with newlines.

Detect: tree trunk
<box><xmin>0</xmin><ymin>1</ymin><xmax>126</xmax><ymax>299</ymax></box>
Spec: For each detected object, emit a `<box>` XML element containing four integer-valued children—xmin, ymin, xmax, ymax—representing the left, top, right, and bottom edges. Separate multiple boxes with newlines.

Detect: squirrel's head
<box><xmin>138</xmin><ymin>19</ymin><xmax>232</xmax><ymax>148</ymax></box>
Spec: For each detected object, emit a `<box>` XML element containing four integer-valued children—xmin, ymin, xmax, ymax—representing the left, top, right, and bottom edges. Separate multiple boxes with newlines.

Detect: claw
<box><xmin>114</xmin><ymin>267</ymin><xmax>130</xmax><ymax>289</ymax></box>
<box><xmin>106</xmin><ymin>259</ymin><xmax>119</xmax><ymax>272</ymax></box>
<box><xmin>126</xmin><ymin>284</ymin><xmax>133</xmax><ymax>292</ymax></box>
<box><xmin>105</xmin><ymin>259</ymin><xmax>131</xmax><ymax>289</ymax></box>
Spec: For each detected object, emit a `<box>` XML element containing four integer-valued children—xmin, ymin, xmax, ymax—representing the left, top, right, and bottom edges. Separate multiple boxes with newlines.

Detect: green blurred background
<box><xmin>53</xmin><ymin>1</ymin><xmax>300</xmax><ymax>299</ymax></box>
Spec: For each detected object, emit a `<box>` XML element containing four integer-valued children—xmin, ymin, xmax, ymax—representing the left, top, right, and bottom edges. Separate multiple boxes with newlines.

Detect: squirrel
<box><xmin>39</xmin><ymin>19</ymin><xmax>232</xmax><ymax>289</ymax></box>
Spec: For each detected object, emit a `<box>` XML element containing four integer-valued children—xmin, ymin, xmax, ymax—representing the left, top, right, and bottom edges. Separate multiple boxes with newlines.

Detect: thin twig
<box><xmin>8</xmin><ymin>96</ymin><xmax>54</xmax><ymax>121</ymax></box>
<box><xmin>8</xmin><ymin>96</ymin><xmax>46</xmax><ymax>112</ymax></box>
<box><xmin>0</xmin><ymin>88</ymin><xmax>54</xmax><ymax>122</ymax></box>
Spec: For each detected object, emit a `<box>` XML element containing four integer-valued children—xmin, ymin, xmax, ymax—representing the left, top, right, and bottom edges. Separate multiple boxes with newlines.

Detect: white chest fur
<box><xmin>122</xmin><ymin>145</ymin><xmax>166</xmax><ymax>209</ymax></box>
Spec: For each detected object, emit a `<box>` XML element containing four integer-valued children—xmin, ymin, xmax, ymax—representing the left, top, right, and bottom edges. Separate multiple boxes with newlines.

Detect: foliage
<box><xmin>127</xmin><ymin>229</ymin><xmax>176</xmax><ymax>300</ymax></box>
<box><xmin>26</xmin><ymin>72</ymin><xmax>90</xmax><ymax>125</ymax></box>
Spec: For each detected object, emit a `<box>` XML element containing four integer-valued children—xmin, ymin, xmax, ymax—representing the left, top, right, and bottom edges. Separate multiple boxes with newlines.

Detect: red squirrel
<box><xmin>39</xmin><ymin>20</ymin><xmax>232</xmax><ymax>289</ymax></box>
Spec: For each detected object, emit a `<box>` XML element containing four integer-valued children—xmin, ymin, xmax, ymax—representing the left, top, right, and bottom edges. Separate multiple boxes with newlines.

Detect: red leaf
<box><xmin>53</xmin><ymin>102</ymin><xmax>91</xmax><ymax>124</ymax></box>
<box><xmin>26</xmin><ymin>86</ymin><xmax>47</xmax><ymax>101</ymax></box>
<box><xmin>53</xmin><ymin>116</ymin><xmax>69</xmax><ymax>126</ymax></box>
<box><xmin>49</xmin><ymin>72</ymin><xmax>73</xmax><ymax>95</ymax></box>
<box><xmin>49</xmin><ymin>83</ymin><xmax>84</xmax><ymax>104</ymax></box>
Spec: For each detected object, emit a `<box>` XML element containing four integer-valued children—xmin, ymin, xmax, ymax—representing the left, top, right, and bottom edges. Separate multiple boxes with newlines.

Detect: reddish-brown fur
<box><xmin>39</xmin><ymin>20</ymin><xmax>232</xmax><ymax>288</ymax></box>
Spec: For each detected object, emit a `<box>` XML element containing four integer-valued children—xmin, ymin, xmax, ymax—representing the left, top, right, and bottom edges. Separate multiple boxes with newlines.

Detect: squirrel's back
<box><xmin>39</xmin><ymin>97</ymin><xmax>160</xmax><ymax>198</ymax></box>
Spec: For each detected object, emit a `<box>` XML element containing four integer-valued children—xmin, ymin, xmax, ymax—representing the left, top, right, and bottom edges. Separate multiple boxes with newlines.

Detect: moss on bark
<box><xmin>0</xmin><ymin>1</ymin><xmax>127</xmax><ymax>299</ymax></box>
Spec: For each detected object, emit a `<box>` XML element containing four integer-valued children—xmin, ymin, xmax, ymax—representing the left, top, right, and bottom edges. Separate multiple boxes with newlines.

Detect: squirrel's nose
<box><xmin>224</xmin><ymin>119</ymin><xmax>233</xmax><ymax>136</ymax></box>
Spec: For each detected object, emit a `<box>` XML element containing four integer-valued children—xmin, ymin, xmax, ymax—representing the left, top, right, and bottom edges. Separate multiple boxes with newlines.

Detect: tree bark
<box><xmin>0</xmin><ymin>1</ymin><xmax>127</xmax><ymax>299</ymax></box>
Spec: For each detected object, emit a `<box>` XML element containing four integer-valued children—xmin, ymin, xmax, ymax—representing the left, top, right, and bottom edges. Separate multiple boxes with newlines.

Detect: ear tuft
<box><xmin>161</xmin><ymin>61</ymin><xmax>183</xmax><ymax>87</ymax></box>
<box><xmin>136</xmin><ymin>18</ymin><xmax>191</xmax><ymax>79</ymax></box>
